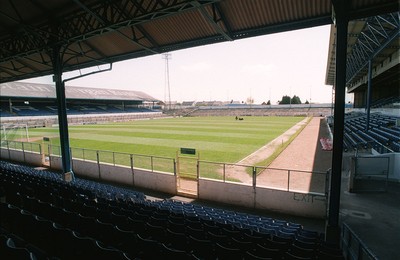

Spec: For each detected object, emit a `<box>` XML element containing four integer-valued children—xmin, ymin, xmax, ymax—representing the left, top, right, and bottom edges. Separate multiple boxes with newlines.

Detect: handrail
<box><xmin>341</xmin><ymin>222</ymin><xmax>378</xmax><ymax>260</ymax></box>
<box><xmin>2</xmin><ymin>140</ymin><xmax>330</xmax><ymax>195</ymax></box>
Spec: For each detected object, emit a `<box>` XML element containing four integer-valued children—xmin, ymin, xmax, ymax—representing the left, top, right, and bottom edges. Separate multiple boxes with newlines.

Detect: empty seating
<box><xmin>0</xmin><ymin>160</ymin><xmax>344</xmax><ymax>259</ymax></box>
<box><xmin>372</xmin><ymin>128</ymin><xmax>400</xmax><ymax>142</ymax></box>
<box><xmin>343</xmin><ymin>112</ymin><xmax>400</xmax><ymax>153</ymax></box>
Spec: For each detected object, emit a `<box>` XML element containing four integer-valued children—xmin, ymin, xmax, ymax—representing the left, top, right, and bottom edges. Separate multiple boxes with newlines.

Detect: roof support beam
<box><xmin>52</xmin><ymin>45</ymin><xmax>74</xmax><ymax>179</ymax></box>
<box><xmin>365</xmin><ymin>60</ymin><xmax>373</xmax><ymax>131</ymax></box>
<box><xmin>346</xmin><ymin>12</ymin><xmax>400</xmax><ymax>84</ymax></box>
<box><xmin>0</xmin><ymin>0</ymin><xmax>218</xmax><ymax>64</ymax></box>
<box><xmin>326</xmin><ymin>0</ymin><xmax>349</xmax><ymax>246</ymax></box>
<box><xmin>72</xmin><ymin>0</ymin><xmax>159</xmax><ymax>54</ymax></box>
<box><xmin>192</xmin><ymin>1</ymin><xmax>233</xmax><ymax>41</ymax></box>
<box><xmin>135</xmin><ymin>24</ymin><xmax>161</xmax><ymax>52</ymax></box>
<box><xmin>213</xmin><ymin>3</ymin><xmax>233</xmax><ymax>36</ymax></box>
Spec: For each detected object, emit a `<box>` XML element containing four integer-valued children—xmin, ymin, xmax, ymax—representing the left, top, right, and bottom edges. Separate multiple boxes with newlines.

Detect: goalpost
<box><xmin>0</xmin><ymin>123</ymin><xmax>30</xmax><ymax>143</ymax></box>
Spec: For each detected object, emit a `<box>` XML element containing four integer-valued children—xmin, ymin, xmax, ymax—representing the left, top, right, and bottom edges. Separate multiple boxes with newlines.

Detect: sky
<box><xmin>21</xmin><ymin>24</ymin><xmax>350</xmax><ymax>105</ymax></box>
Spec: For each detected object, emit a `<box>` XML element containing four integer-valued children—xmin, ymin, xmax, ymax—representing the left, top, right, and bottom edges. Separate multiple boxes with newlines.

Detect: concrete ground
<box><xmin>339</xmin><ymin>166</ymin><xmax>400</xmax><ymax>260</ymax></box>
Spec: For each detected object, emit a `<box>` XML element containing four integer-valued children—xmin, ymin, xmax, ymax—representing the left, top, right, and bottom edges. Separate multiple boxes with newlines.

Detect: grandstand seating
<box><xmin>0</xmin><ymin>160</ymin><xmax>345</xmax><ymax>259</ymax></box>
<box><xmin>0</xmin><ymin>102</ymin><xmax>159</xmax><ymax>117</ymax></box>
<box><xmin>173</xmin><ymin>106</ymin><xmax>333</xmax><ymax>117</ymax></box>
<box><xmin>343</xmin><ymin>112</ymin><xmax>400</xmax><ymax>153</ymax></box>
<box><xmin>0</xmin><ymin>109</ymin><xmax>13</xmax><ymax>117</ymax></box>
<box><xmin>371</xmin><ymin>97</ymin><xmax>400</xmax><ymax>108</ymax></box>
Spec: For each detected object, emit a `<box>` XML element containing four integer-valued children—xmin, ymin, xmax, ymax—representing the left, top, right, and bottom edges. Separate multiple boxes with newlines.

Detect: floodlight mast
<box><xmin>162</xmin><ymin>53</ymin><xmax>172</xmax><ymax>110</ymax></box>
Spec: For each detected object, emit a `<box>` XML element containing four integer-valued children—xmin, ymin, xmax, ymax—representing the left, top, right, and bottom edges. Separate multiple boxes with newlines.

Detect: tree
<box><xmin>267</xmin><ymin>100</ymin><xmax>271</xmax><ymax>105</ymax></box>
<box><xmin>305</xmin><ymin>100</ymin><xmax>309</xmax><ymax>104</ymax></box>
<box><xmin>279</xmin><ymin>95</ymin><xmax>302</xmax><ymax>104</ymax></box>
<box><xmin>279</xmin><ymin>95</ymin><xmax>291</xmax><ymax>104</ymax></box>
<box><xmin>291</xmin><ymin>95</ymin><xmax>302</xmax><ymax>104</ymax></box>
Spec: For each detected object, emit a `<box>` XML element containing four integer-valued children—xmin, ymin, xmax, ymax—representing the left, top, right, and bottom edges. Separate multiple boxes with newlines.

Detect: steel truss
<box><xmin>346</xmin><ymin>12</ymin><xmax>400</xmax><ymax>85</ymax></box>
<box><xmin>0</xmin><ymin>0</ymin><xmax>218</xmax><ymax>65</ymax></box>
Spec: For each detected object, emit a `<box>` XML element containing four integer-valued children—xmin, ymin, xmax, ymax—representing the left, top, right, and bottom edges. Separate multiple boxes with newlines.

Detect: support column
<box><xmin>365</xmin><ymin>60</ymin><xmax>373</xmax><ymax>131</ymax></box>
<box><xmin>8</xmin><ymin>99</ymin><xmax>12</xmax><ymax>114</ymax></box>
<box><xmin>326</xmin><ymin>1</ymin><xmax>348</xmax><ymax>244</ymax></box>
<box><xmin>52</xmin><ymin>46</ymin><xmax>74</xmax><ymax>180</ymax></box>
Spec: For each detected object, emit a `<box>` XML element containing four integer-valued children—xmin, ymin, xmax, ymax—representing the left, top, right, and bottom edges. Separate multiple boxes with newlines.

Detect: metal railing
<box><xmin>1</xmin><ymin>140</ymin><xmax>329</xmax><ymax>195</ymax></box>
<box><xmin>1</xmin><ymin>140</ymin><xmax>42</xmax><ymax>154</ymax></box>
<box><xmin>48</xmin><ymin>145</ymin><xmax>176</xmax><ymax>174</ymax></box>
<box><xmin>199</xmin><ymin>160</ymin><xmax>329</xmax><ymax>194</ymax></box>
<box><xmin>341</xmin><ymin>222</ymin><xmax>378</xmax><ymax>260</ymax></box>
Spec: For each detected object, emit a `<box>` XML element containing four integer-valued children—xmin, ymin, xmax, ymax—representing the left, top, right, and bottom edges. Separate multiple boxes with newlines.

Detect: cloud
<box><xmin>241</xmin><ymin>63</ymin><xmax>276</xmax><ymax>75</ymax></box>
<box><xmin>180</xmin><ymin>62</ymin><xmax>212</xmax><ymax>72</ymax></box>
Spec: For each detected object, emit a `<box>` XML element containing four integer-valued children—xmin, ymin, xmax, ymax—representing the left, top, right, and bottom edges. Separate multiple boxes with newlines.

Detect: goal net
<box><xmin>0</xmin><ymin>123</ymin><xmax>29</xmax><ymax>144</ymax></box>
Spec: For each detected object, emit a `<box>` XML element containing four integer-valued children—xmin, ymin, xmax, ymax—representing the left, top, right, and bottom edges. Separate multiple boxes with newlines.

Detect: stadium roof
<box><xmin>325</xmin><ymin>11</ymin><xmax>399</xmax><ymax>87</ymax></box>
<box><xmin>1</xmin><ymin>0</ymin><xmax>398</xmax><ymax>84</ymax></box>
<box><xmin>0</xmin><ymin>82</ymin><xmax>158</xmax><ymax>101</ymax></box>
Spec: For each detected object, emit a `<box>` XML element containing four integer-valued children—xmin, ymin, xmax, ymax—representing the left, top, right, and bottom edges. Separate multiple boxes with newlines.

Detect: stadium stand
<box><xmin>371</xmin><ymin>97</ymin><xmax>400</xmax><ymax>108</ymax></box>
<box><xmin>0</xmin><ymin>102</ymin><xmax>160</xmax><ymax>117</ymax></box>
<box><xmin>343</xmin><ymin>112</ymin><xmax>400</xmax><ymax>153</ymax></box>
<box><xmin>0</xmin><ymin>82</ymin><xmax>161</xmax><ymax>118</ymax></box>
<box><xmin>169</xmin><ymin>104</ymin><xmax>333</xmax><ymax>118</ymax></box>
<box><xmin>0</xmin><ymin>2</ymin><xmax>398</xmax><ymax>259</ymax></box>
<box><xmin>0</xmin><ymin>160</ymin><xmax>345</xmax><ymax>259</ymax></box>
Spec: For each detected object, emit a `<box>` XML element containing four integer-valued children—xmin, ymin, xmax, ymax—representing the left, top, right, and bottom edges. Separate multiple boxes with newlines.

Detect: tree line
<box><xmin>262</xmin><ymin>95</ymin><xmax>310</xmax><ymax>105</ymax></box>
<box><xmin>278</xmin><ymin>95</ymin><xmax>309</xmax><ymax>105</ymax></box>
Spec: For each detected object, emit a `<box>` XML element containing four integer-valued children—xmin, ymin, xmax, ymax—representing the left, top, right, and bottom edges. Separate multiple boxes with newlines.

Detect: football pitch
<box><xmin>19</xmin><ymin>116</ymin><xmax>304</xmax><ymax>164</ymax></box>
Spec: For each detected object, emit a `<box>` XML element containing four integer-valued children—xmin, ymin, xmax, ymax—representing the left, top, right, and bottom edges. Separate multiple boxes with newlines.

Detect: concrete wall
<box><xmin>199</xmin><ymin>179</ymin><xmax>327</xmax><ymax>219</ymax></box>
<box><xmin>134</xmin><ymin>168</ymin><xmax>176</xmax><ymax>194</ymax></box>
<box><xmin>199</xmin><ymin>179</ymin><xmax>255</xmax><ymax>208</ymax></box>
<box><xmin>49</xmin><ymin>156</ymin><xmax>62</xmax><ymax>171</ymax></box>
<box><xmin>3</xmin><ymin>148</ymin><xmax>327</xmax><ymax>218</ymax></box>
<box><xmin>0</xmin><ymin>148</ymin><xmax>42</xmax><ymax>167</ymax></box>
<box><xmin>24</xmin><ymin>152</ymin><xmax>43</xmax><ymax>167</ymax></box>
<box><xmin>255</xmin><ymin>188</ymin><xmax>326</xmax><ymax>219</ymax></box>
<box><xmin>72</xmin><ymin>159</ymin><xmax>99</xmax><ymax>179</ymax></box>
<box><xmin>0</xmin><ymin>148</ymin><xmax>10</xmax><ymax>160</ymax></box>
<box><xmin>99</xmin><ymin>163</ymin><xmax>133</xmax><ymax>187</ymax></box>
<box><xmin>391</xmin><ymin>154</ymin><xmax>400</xmax><ymax>181</ymax></box>
<box><xmin>355</xmin><ymin>153</ymin><xmax>400</xmax><ymax>181</ymax></box>
<box><xmin>48</xmin><ymin>156</ymin><xmax>177</xmax><ymax>193</ymax></box>
<box><xmin>9</xmin><ymin>149</ymin><xmax>24</xmax><ymax>162</ymax></box>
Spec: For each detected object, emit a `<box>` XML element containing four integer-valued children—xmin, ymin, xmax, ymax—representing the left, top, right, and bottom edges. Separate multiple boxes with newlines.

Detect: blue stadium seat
<box><xmin>1</xmin><ymin>160</ymin><xmax>343</xmax><ymax>259</ymax></box>
<box><xmin>372</xmin><ymin>128</ymin><xmax>400</xmax><ymax>142</ymax></box>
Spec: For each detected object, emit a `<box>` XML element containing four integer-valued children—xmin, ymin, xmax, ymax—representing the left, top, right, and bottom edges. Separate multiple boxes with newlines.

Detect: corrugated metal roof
<box><xmin>0</xmin><ymin>0</ymin><xmax>398</xmax><ymax>83</ymax></box>
<box><xmin>0</xmin><ymin>82</ymin><xmax>158</xmax><ymax>101</ymax></box>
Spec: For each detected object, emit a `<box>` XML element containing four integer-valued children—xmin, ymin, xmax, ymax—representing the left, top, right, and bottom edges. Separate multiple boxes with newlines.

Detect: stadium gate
<box><xmin>176</xmin><ymin>148</ymin><xmax>198</xmax><ymax>197</ymax></box>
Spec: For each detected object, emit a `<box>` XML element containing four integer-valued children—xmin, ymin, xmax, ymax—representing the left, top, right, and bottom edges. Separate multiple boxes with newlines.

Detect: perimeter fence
<box><xmin>1</xmin><ymin>140</ymin><xmax>329</xmax><ymax>194</ymax></box>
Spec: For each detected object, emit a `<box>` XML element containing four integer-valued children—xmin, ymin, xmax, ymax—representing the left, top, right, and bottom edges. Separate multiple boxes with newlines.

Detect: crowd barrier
<box><xmin>0</xmin><ymin>140</ymin><xmax>329</xmax><ymax>218</ymax></box>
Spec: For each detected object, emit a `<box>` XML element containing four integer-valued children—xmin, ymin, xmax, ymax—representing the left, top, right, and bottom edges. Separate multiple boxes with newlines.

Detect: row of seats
<box><xmin>0</xmin><ymin>103</ymin><xmax>158</xmax><ymax>117</ymax></box>
<box><xmin>371</xmin><ymin>96</ymin><xmax>400</xmax><ymax>108</ymax></box>
<box><xmin>0</xmin><ymin>160</ymin><xmax>345</xmax><ymax>259</ymax></box>
<box><xmin>0</xmin><ymin>160</ymin><xmax>146</xmax><ymax>202</ymax></box>
<box><xmin>343</xmin><ymin>113</ymin><xmax>400</xmax><ymax>153</ymax></box>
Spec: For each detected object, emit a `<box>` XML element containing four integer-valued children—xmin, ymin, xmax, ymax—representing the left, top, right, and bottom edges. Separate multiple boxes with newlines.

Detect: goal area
<box><xmin>0</xmin><ymin>123</ymin><xmax>29</xmax><ymax>143</ymax></box>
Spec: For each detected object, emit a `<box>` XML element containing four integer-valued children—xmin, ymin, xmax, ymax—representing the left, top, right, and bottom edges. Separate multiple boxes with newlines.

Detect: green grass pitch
<box><xmin>26</xmin><ymin>116</ymin><xmax>304</xmax><ymax>164</ymax></box>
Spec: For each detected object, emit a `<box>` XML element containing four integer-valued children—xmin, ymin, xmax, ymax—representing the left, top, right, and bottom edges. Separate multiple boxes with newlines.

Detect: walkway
<box><xmin>223</xmin><ymin>117</ymin><xmax>311</xmax><ymax>184</ymax></box>
<box><xmin>256</xmin><ymin>117</ymin><xmax>332</xmax><ymax>193</ymax></box>
<box><xmin>223</xmin><ymin>116</ymin><xmax>332</xmax><ymax>193</ymax></box>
